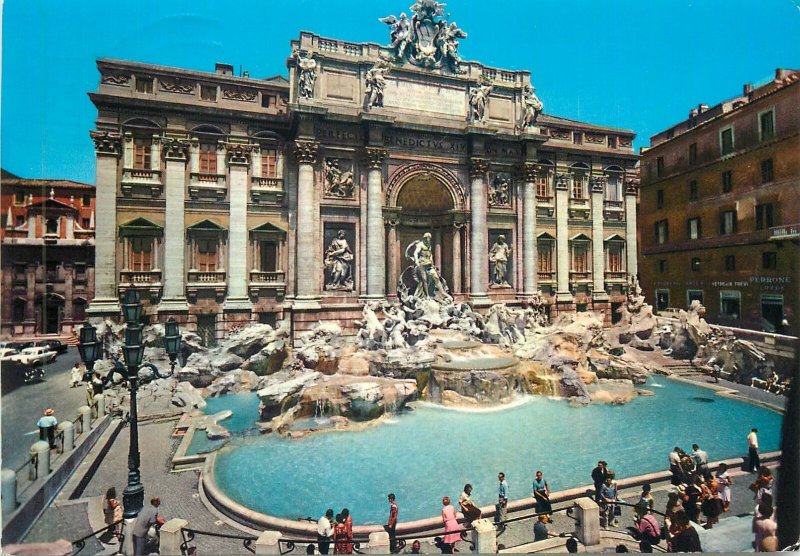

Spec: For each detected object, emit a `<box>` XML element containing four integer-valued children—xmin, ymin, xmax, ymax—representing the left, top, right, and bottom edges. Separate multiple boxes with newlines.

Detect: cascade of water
<box><xmin>314</xmin><ymin>399</ymin><xmax>331</xmax><ymax>425</ymax></box>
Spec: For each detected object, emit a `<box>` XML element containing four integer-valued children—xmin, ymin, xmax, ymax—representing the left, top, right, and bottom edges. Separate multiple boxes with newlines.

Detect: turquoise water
<box><xmin>186</xmin><ymin>393</ymin><xmax>262</xmax><ymax>454</ymax></box>
<box><xmin>211</xmin><ymin>378</ymin><xmax>782</xmax><ymax>524</ymax></box>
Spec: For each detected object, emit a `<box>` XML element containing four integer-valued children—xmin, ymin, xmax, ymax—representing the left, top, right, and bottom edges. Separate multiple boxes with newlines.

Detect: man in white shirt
<box><xmin>747</xmin><ymin>428</ymin><xmax>760</xmax><ymax>472</ymax></box>
<box><xmin>668</xmin><ymin>447</ymin><xmax>683</xmax><ymax>484</ymax></box>
<box><xmin>317</xmin><ymin>509</ymin><xmax>333</xmax><ymax>554</ymax></box>
<box><xmin>691</xmin><ymin>444</ymin><xmax>709</xmax><ymax>476</ymax></box>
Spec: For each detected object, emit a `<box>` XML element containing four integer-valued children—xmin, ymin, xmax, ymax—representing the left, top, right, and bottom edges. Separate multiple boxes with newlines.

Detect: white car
<box><xmin>11</xmin><ymin>346</ymin><xmax>57</xmax><ymax>366</ymax></box>
<box><xmin>0</xmin><ymin>348</ymin><xmax>20</xmax><ymax>362</ymax></box>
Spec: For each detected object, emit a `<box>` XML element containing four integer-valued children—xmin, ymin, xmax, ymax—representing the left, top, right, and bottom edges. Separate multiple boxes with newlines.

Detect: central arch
<box><xmin>386</xmin><ymin>164</ymin><xmax>466</xmax><ymax>296</ymax></box>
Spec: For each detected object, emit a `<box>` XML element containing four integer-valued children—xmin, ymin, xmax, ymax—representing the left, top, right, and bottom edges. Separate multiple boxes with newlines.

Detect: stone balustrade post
<box><xmin>573</xmin><ymin>498</ymin><xmax>600</xmax><ymax>547</ymax></box>
<box><xmin>366</xmin><ymin>531</ymin><xmax>390</xmax><ymax>554</ymax></box>
<box><xmin>31</xmin><ymin>441</ymin><xmax>50</xmax><ymax>478</ymax></box>
<box><xmin>1</xmin><ymin>468</ymin><xmax>17</xmax><ymax>515</ymax></box>
<box><xmin>57</xmin><ymin>421</ymin><xmax>75</xmax><ymax>452</ymax></box>
<box><xmin>79</xmin><ymin>405</ymin><xmax>92</xmax><ymax>432</ymax></box>
<box><xmin>94</xmin><ymin>394</ymin><xmax>105</xmax><ymax>417</ymax></box>
<box><xmin>255</xmin><ymin>531</ymin><xmax>282</xmax><ymax>555</ymax></box>
<box><xmin>159</xmin><ymin>518</ymin><xmax>188</xmax><ymax>555</ymax></box>
<box><xmin>469</xmin><ymin>158</ymin><xmax>491</xmax><ymax>305</ymax></box>
<box><xmin>471</xmin><ymin>518</ymin><xmax>496</xmax><ymax>554</ymax></box>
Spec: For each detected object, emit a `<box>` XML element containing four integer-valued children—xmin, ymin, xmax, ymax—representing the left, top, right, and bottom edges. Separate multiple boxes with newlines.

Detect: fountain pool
<box><xmin>206</xmin><ymin>378</ymin><xmax>782</xmax><ymax>524</ymax></box>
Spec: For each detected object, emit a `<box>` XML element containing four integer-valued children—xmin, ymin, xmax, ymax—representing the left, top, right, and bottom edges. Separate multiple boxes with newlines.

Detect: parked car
<box><xmin>6</xmin><ymin>341</ymin><xmax>34</xmax><ymax>351</ymax></box>
<box><xmin>0</xmin><ymin>348</ymin><xmax>20</xmax><ymax>362</ymax></box>
<box><xmin>34</xmin><ymin>339</ymin><xmax>68</xmax><ymax>354</ymax></box>
<box><xmin>11</xmin><ymin>346</ymin><xmax>57</xmax><ymax>366</ymax></box>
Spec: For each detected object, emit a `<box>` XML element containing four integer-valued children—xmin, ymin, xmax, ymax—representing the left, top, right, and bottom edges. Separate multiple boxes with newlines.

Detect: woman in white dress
<box><xmin>715</xmin><ymin>462</ymin><xmax>733</xmax><ymax>511</ymax></box>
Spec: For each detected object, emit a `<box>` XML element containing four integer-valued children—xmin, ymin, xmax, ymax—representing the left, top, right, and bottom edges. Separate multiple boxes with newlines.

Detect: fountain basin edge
<box><xmin>199</xmin><ymin>450</ymin><xmax>781</xmax><ymax>540</ymax></box>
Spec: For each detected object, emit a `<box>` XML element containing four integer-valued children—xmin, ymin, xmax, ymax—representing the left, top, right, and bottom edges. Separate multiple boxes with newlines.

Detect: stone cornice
<box><xmin>294</xmin><ymin>140</ymin><xmax>320</xmax><ymax>165</ymax></box>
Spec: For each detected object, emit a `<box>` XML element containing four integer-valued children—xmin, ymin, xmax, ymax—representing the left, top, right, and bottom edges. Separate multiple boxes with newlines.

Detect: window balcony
<box><xmin>121</xmin><ymin>168</ymin><xmax>163</xmax><ymax>197</ymax></box>
<box><xmin>118</xmin><ymin>270</ymin><xmax>162</xmax><ymax>301</ymax></box>
<box><xmin>537</xmin><ymin>271</ymin><xmax>556</xmax><ymax>283</ymax></box>
<box><xmin>568</xmin><ymin>197</ymin><xmax>591</xmax><ymax>219</ymax></box>
<box><xmin>187</xmin><ymin>270</ymin><xmax>227</xmax><ymax>301</ymax></box>
<box><xmin>250</xmin><ymin>176</ymin><xmax>284</xmax><ymax>204</ymax></box>
<box><xmin>604</xmin><ymin>271</ymin><xmax>627</xmax><ymax>283</ymax></box>
<box><xmin>569</xmin><ymin>271</ymin><xmax>592</xmax><ymax>283</ymax></box>
<box><xmin>189</xmin><ymin>173</ymin><xmax>227</xmax><ymax>201</ymax></box>
<box><xmin>536</xmin><ymin>195</ymin><xmax>554</xmax><ymax>205</ymax></box>
<box><xmin>248</xmin><ymin>270</ymin><xmax>286</xmax><ymax>299</ymax></box>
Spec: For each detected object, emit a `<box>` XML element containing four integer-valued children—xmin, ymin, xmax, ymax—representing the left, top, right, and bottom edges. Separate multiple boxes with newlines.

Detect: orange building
<box><xmin>1</xmin><ymin>170</ymin><xmax>96</xmax><ymax>337</ymax></box>
<box><xmin>639</xmin><ymin>69</ymin><xmax>800</xmax><ymax>336</ymax></box>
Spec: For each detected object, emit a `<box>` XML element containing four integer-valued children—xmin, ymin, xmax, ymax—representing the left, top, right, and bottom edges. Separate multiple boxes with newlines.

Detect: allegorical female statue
<box><xmin>324</xmin><ymin>230</ymin><xmax>354</xmax><ymax>291</ymax></box>
<box><xmin>489</xmin><ymin>234</ymin><xmax>512</xmax><ymax>286</ymax></box>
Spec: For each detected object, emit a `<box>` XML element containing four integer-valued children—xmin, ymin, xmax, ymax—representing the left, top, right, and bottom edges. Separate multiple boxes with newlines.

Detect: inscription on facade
<box><xmin>315</xmin><ymin>125</ymin><xmax>363</xmax><ymax>144</ymax></box>
<box><xmin>382</xmin><ymin>131</ymin><xmax>467</xmax><ymax>154</ymax></box>
<box><xmin>382</xmin><ymin>79</ymin><xmax>466</xmax><ymax>117</ymax></box>
<box><xmin>486</xmin><ymin>141</ymin><xmax>522</xmax><ymax>158</ymax></box>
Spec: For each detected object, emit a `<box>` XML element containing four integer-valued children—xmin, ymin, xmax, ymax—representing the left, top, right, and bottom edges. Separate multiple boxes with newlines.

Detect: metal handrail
<box><xmin>72</xmin><ymin>519</ymin><xmax>124</xmax><ymax>555</ymax></box>
<box><xmin>180</xmin><ymin>528</ymin><xmax>257</xmax><ymax>555</ymax></box>
<box><xmin>276</xmin><ymin>538</ymin><xmax>364</xmax><ymax>555</ymax></box>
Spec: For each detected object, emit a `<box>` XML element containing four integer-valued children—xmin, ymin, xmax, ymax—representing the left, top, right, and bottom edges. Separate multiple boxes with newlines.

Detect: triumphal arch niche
<box><xmin>287</xmin><ymin>0</ymin><xmax>638</xmax><ymax>336</ymax></box>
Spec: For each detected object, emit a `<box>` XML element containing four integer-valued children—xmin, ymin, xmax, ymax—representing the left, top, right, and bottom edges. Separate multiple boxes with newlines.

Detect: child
<box><xmin>715</xmin><ymin>463</ymin><xmax>733</xmax><ymax>512</ymax></box>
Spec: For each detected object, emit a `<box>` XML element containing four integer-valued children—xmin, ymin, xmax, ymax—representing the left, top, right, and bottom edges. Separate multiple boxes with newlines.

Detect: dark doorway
<box><xmin>761</xmin><ymin>296</ymin><xmax>784</xmax><ymax>334</ymax></box>
<box><xmin>42</xmin><ymin>295</ymin><xmax>63</xmax><ymax>334</ymax></box>
<box><xmin>196</xmin><ymin>315</ymin><xmax>217</xmax><ymax>347</ymax></box>
<box><xmin>611</xmin><ymin>302</ymin><xmax>623</xmax><ymax>324</ymax></box>
<box><xmin>656</xmin><ymin>290</ymin><xmax>670</xmax><ymax>313</ymax></box>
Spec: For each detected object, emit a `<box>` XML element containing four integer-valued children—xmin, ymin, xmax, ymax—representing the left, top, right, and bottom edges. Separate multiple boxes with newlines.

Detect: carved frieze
<box><xmin>489</xmin><ymin>174</ymin><xmax>511</xmax><ymax>207</ymax></box>
<box><xmin>619</xmin><ymin>137</ymin><xmax>633</xmax><ymax>148</ymax></box>
<box><xmin>550</xmin><ymin>129</ymin><xmax>570</xmax><ymax>140</ymax></box>
<box><xmin>101</xmin><ymin>73</ymin><xmax>130</xmax><ymax>86</ymax></box>
<box><xmin>362</xmin><ymin>147</ymin><xmax>389</xmax><ymax>169</ymax></box>
<box><xmin>324</xmin><ymin>158</ymin><xmax>355</xmax><ymax>198</ymax></box>
<box><xmin>222</xmin><ymin>87</ymin><xmax>257</xmax><ymax>102</ymax></box>
<box><xmin>159</xmin><ymin>77</ymin><xmax>195</xmax><ymax>94</ymax></box>
<box><xmin>586</xmin><ymin>134</ymin><xmax>605</xmax><ymax>144</ymax></box>
<box><xmin>294</xmin><ymin>141</ymin><xmax>320</xmax><ymax>165</ymax></box>
<box><xmin>90</xmin><ymin>131</ymin><xmax>121</xmax><ymax>156</ymax></box>
<box><xmin>469</xmin><ymin>158</ymin><xmax>490</xmax><ymax>179</ymax></box>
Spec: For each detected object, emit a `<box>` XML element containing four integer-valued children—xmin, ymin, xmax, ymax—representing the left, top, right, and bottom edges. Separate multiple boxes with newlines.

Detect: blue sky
<box><xmin>2</xmin><ymin>0</ymin><xmax>799</xmax><ymax>183</ymax></box>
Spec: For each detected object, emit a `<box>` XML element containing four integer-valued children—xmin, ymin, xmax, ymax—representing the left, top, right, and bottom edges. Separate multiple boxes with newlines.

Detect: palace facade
<box><xmin>87</xmin><ymin>8</ymin><xmax>638</xmax><ymax>344</ymax></box>
<box><xmin>639</xmin><ymin>69</ymin><xmax>800</xmax><ymax>336</ymax></box>
<box><xmin>0</xmin><ymin>170</ymin><xmax>96</xmax><ymax>337</ymax></box>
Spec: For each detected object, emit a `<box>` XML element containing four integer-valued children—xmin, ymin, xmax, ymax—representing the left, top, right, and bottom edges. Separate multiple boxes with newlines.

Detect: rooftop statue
<box><xmin>365</xmin><ymin>60</ymin><xmax>392</xmax><ymax>109</ymax></box>
<box><xmin>379</xmin><ymin>1</ymin><xmax>467</xmax><ymax>72</ymax></box>
<box><xmin>297</xmin><ymin>52</ymin><xmax>317</xmax><ymax>99</ymax></box>
<box><xmin>521</xmin><ymin>85</ymin><xmax>544</xmax><ymax>128</ymax></box>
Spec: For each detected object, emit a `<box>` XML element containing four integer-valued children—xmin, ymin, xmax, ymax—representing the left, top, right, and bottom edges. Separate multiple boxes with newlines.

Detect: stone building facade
<box><xmin>0</xmin><ymin>170</ymin><xmax>96</xmax><ymax>337</ymax></box>
<box><xmin>87</xmin><ymin>7</ymin><xmax>638</xmax><ymax>343</ymax></box>
<box><xmin>639</xmin><ymin>69</ymin><xmax>800</xmax><ymax>336</ymax></box>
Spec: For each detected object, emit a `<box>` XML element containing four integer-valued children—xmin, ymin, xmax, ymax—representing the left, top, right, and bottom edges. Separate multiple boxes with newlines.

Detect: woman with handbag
<box><xmin>133</xmin><ymin>496</ymin><xmax>165</xmax><ymax>556</ymax></box>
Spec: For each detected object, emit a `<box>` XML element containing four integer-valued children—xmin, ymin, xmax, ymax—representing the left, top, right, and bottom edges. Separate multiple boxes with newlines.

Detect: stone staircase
<box><xmin>663</xmin><ymin>361</ymin><xmax>706</xmax><ymax>378</ymax></box>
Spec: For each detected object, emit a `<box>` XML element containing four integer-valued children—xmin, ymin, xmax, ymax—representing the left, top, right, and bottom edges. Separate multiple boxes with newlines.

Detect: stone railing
<box><xmin>569</xmin><ymin>271</ymin><xmax>592</xmax><ymax>282</ymax></box>
<box><xmin>536</xmin><ymin>195</ymin><xmax>554</xmax><ymax>204</ymax></box>
<box><xmin>604</xmin><ymin>271</ymin><xmax>627</xmax><ymax>282</ymax></box>
<box><xmin>250</xmin><ymin>176</ymin><xmax>284</xmax><ymax>204</ymax></box>
<box><xmin>248</xmin><ymin>271</ymin><xmax>286</xmax><ymax>299</ymax></box>
<box><xmin>189</xmin><ymin>173</ymin><xmax>227</xmax><ymax>201</ymax></box>
<box><xmin>121</xmin><ymin>168</ymin><xmax>163</xmax><ymax>197</ymax></box>
<box><xmin>187</xmin><ymin>271</ymin><xmax>227</xmax><ymax>301</ymax></box>
<box><xmin>537</xmin><ymin>271</ymin><xmax>556</xmax><ymax>283</ymax></box>
<box><xmin>188</xmin><ymin>270</ymin><xmax>227</xmax><ymax>283</ymax></box>
<box><xmin>118</xmin><ymin>270</ymin><xmax>162</xmax><ymax>300</ymax></box>
<box><xmin>603</xmin><ymin>200</ymin><xmax>624</xmax><ymax>210</ymax></box>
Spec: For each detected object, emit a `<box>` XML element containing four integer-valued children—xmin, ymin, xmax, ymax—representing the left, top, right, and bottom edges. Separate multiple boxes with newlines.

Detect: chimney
<box><xmin>743</xmin><ymin>83</ymin><xmax>753</xmax><ymax>95</ymax></box>
<box><xmin>215</xmin><ymin>63</ymin><xmax>234</xmax><ymax>75</ymax></box>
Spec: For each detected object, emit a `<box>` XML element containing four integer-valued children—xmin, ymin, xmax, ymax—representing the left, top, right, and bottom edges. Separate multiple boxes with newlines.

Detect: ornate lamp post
<box><xmin>78</xmin><ymin>287</ymin><xmax>181</xmax><ymax>519</ymax></box>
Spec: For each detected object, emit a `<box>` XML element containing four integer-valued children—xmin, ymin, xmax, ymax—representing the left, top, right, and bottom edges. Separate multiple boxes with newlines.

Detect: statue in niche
<box><xmin>324</xmin><ymin>159</ymin><xmax>354</xmax><ymax>198</ymax></box>
<box><xmin>403</xmin><ymin>232</ymin><xmax>451</xmax><ymax>301</ymax></box>
<box><xmin>489</xmin><ymin>235</ymin><xmax>512</xmax><ymax>287</ymax></box>
<box><xmin>365</xmin><ymin>60</ymin><xmax>392</xmax><ymax>109</ymax></box>
<box><xmin>324</xmin><ymin>230</ymin><xmax>354</xmax><ymax>291</ymax></box>
<box><xmin>297</xmin><ymin>52</ymin><xmax>317</xmax><ymax>100</ymax></box>
<box><xmin>469</xmin><ymin>81</ymin><xmax>493</xmax><ymax>123</ymax></box>
<box><xmin>520</xmin><ymin>85</ymin><xmax>544</xmax><ymax>128</ymax></box>
<box><xmin>489</xmin><ymin>175</ymin><xmax>511</xmax><ymax>207</ymax></box>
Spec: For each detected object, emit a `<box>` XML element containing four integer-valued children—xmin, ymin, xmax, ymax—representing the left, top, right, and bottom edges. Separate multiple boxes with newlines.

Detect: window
<box><xmin>761</xmin><ymin>295</ymin><xmax>785</xmax><ymax>333</ymax></box>
<box><xmin>755</xmin><ymin>203</ymin><xmax>774</xmax><ymax>231</ymax></box>
<box><xmin>82</xmin><ymin>218</ymin><xmax>91</xmax><ymax>229</ymax></box>
<box><xmin>130</xmin><ymin>237</ymin><xmax>153</xmax><ymax>271</ymax></box>
<box><xmin>689</xmin><ymin>180</ymin><xmax>698</xmax><ymax>201</ymax></box>
<box><xmin>571</xmin><ymin>174</ymin><xmax>586</xmax><ymax>199</ymax></box>
<box><xmin>656</xmin><ymin>157</ymin><xmax>664</xmax><ymax>177</ymax></box>
<box><xmin>573</xmin><ymin>132</ymin><xmax>583</xmax><ymax>145</ymax></box>
<box><xmin>722</xmin><ymin>170</ymin><xmax>732</xmax><ymax>193</ymax></box>
<box><xmin>199</xmin><ymin>142</ymin><xmax>218</xmax><ymax>174</ymax></box>
<box><xmin>15</xmin><ymin>215</ymin><xmax>24</xmax><ymax>227</ymax></box>
<box><xmin>689</xmin><ymin>143</ymin><xmax>697</xmax><ymax>165</ymax></box>
<box><xmin>261</xmin><ymin>148</ymin><xmax>278</xmax><ymax>178</ymax></box>
<box><xmin>720</xmin><ymin>210</ymin><xmax>737</xmax><ymax>235</ymax></box>
<box><xmin>200</xmin><ymin>85</ymin><xmax>217</xmax><ymax>101</ymax></box>
<box><xmin>605</xmin><ymin>174</ymin><xmax>622</xmax><ymax>202</ymax></box>
<box><xmin>82</xmin><ymin>194</ymin><xmax>91</xmax><ymax>206</ymax></box>
<box><xmin>658</xmin><ymin>259</ymin><xmax>667</xmax><ymax>273</ymax></box>
<box><xmin>656</xmin><ymin>189</ymin><xmax>664</xmax><ymax>209</ymax></box>
<box><xmin>537</xmin><ymin>240</ymin><xmax>554</xmax><ymax>273</ymax></box>
<box><xmin>14</xmin><ymin>191</ymin><xmax>25</xmax><ymax>204</ymax></box>
<box><xmin>656</xmin><ymin>290</ymin><xmax>670</xmax><ymax>312</ymax></box>
<box><xmin>261</xmin><ymin>95</ymin><xmax>276</xmax><ymax>109</ymax></box>
<box><xmin>572</xmin><ymin>243</ymin><xmax>589</xmax><ymax>272</ymax></box>
<box><xmin>720</xmin><ymin>127</ymin><xmax>734</xmax><ymax>155</ymax></box>
<box><xmin>45</xmin><ymin>218</ymin><xmax>59</xmax><ymax>235</ymax></box>
<box><xmin>606</xmin><ymin>243</ymin><xmax>624</xmax><ymax>272</ymax></box>
<box><xmin>133</xmin><ymin>137</ymin><xmax>152</xmax><ymax>170</ymax></box>
<box><xmin>687</xmin><ymin>217</ymin><xmax>702</xmax><ymax>240</ymax></box>
<box><xmin>135</xmin><ymin>77</ymin><xmax>153</xmax><ymax>93</ymax></box>
<box><xmin>759</xmin><ymin>109</ymin><xmax>775</xmax><ymax>141</ymax></box>
<box><xmin>691</xmin><ymin>257</ymin><xmax>701</xmax><ymax>271</ymax></box>
<box><xmin>761</xmin><ymin>159</ymin><xmax>774</xmax><ymax>183</ymax></box>
<box><xmin>536</xmin><ymin>173</ymin><xmax>551</xmax><ymax>198</ymax></box>
<box><xmin>196</xmin><ymin>239</ymin><xmax>218</xmax><ymax>271</ymax></box>
<box><xmin>655</xmin><ymin>220</ymin><xmax>669</xmax><ymax>244</ymax></box>
<box><xmin>762</xmin><ymin>252</ymin><xmax>777</xmax><ymax>270</ymax></box>
<box><xmin>687</xmin><ymin>290</ymin><xmax>704</xmax><ymax>306</ymax></box>
<box><xmin>73</xmin><ymin>299</ymin><xmax>87</xmax><ymax>322</ymax></box>
<box><xmin>607</xmin><ymin>136</ymin><xmax>617</xmax><ymax>149</ymax></box>
<box><xmin>724</xmin><ymin>255</ymin><xmax>736</xmax><ymax>271</ymax></box>
<box><xmin>13</xmin><ymin>298</ymin><xmax>25</xmax><ymax>322</ymax></box>
<box><xmin>720</xmin><ymin>291</ymin><xmax>741</xmax><ymax>319</ymax></box>
<box><xmin>260</xmin><ymin>241</ymin><xmax>278</xmax><ymax>271</ymax></box>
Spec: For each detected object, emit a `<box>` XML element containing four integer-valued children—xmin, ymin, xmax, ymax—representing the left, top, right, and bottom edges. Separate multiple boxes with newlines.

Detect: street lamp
<box><xmin>77</xmin><ymin>323</ymin><xmax>100</xmax><ymax>381</ymax></box>
<box><xmin>78</xmin><ymin>287</ymin><xmax>181</xmax><ymax>520</ymax></box>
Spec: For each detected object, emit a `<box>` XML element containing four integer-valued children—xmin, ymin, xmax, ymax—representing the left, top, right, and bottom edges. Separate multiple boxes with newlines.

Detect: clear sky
<box><xmin>2</xmin><ymin>0</ymin><xmax>799</xmax><ymax>183</ymax></box>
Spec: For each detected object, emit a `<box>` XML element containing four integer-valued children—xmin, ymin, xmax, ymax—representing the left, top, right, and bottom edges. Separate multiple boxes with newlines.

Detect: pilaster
<box><xmin>469</xmin><ymin>157</ymin><xmax>491</xmax><ymax>306</ymax></box>
<box><xmin>224</xmin><ymin>143</ymin><xmax>254</xmax><ymax>311</ymax></box>
<box><xmin>591</xmin><ymin>177</ymin><xmax>608</xmax><ymax>300</ymax></box>
<box><xmin>554</xmin><ymin>173</ymin><xmax>573</xmax><ymax>303</ymax></box>
<box><xmin>625</xmin><ymin>176</ymin><xmax>639</xmax><ymax>278</ymax></box>
<box><xmin>159</xmin><ymin>137</ymin><xmax>190</xmax><ymax>313</ymax></box>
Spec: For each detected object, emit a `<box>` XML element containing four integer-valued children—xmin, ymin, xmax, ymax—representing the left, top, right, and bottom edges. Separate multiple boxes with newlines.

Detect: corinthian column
<box><xmin>159</xmin><ymin>138</ymin><xmax>190</xmax><ymax>312</ymax></box>
<box><xmin>521</xmin><ymin>163</ymin><xmax>538</xmax><ymax>296</ymax></box>
<box><xmin>224</xmin><ymin>144</ymin><xmax>253</xmax><ymax>310</ymax></box>
<box><xmin>87</xmin><ymin>131</ymin><xmax>122</xmax><ymax>317</ymax></box>
<box><xmin>555</xmin><ymin>174</ymin><xmax>573</xmax><ymax>303</ymax></box>
<box><xmin>591</xmin><ymin>177</ymin><xmax>608</xmax><ymax>299</ymax></box>
<box><xmin>294</xmin><ymin>141</ymin><xmax>320</xmax><ymax>307</ymax></box>
<box><xmin>469</xmin><ymin>158</ymin><xmax>490</xmax><ymax>305</ymax></box>
<box><xmin>625</xmin><ymin>177</ymin><xmax>639</xmax><ymax>278</ymax></box>
<box><xmin>363</xmin><ymin>148</ymin><xmax>389</xmax><ymax>299</ymax></box>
